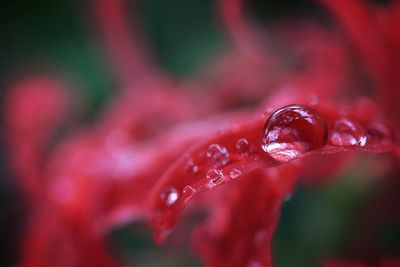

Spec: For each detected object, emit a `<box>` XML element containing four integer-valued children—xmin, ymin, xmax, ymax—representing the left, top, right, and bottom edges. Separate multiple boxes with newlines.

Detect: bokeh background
<box><xmin>0</xmin><ymin>0</ymin><xmax>399</xmax><ymax>266</ymax></box>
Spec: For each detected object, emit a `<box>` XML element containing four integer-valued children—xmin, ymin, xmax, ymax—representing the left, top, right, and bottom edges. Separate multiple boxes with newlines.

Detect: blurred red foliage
<box><xmin>4</xmin><ymin>0</ymin><xmax>400</xmax><ymax>266</ymax></box>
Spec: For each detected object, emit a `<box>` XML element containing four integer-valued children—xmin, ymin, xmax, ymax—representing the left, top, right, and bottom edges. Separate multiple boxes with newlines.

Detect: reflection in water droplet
<box><xmin>229</xmin><ymin>168</ymin><xmax>242</xmax><ymax>179</ymax></box>
<box><xmin>160</xmin><ymin>187</ymin><xmax>179</xmax><ymax>206</ymax></box>
<box><xmin>236</xmin><ymin>138</ymin><xmax>251</xmax><ymax>155</ymax></box>
<box><xmin>207</xmin><ymin>169</ymin><xmax>224</xmax><ymax>187</ymax></box>
<box><xmin>206</xmin><ymin>144</ymin><xmax>230</xmax><ymax>168</ymax></box>
<box><xmin>261</xmin><ymin>104</ymin><xmax>327</xmax><ymax>162</ymax></box>
<box><xmin>330</xmin><ymin>118</ymin><xmax>367</xmax><ymax>147</ymax></box>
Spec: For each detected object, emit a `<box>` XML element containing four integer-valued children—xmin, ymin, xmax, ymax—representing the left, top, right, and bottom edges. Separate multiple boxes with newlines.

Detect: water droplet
<box><xmin>366</xmin><ymin>122</ymin><xmax>393</xmax><ymax>145</ymax></box>
<box><xmin>261</xmin><ymin>104</ymin><xmax>328</xmax><ymax>162</ymax></box>
<box><xmin>206</xmin><ymin>144</ymin><xmax>229</xmax><ymax>168</ymax></box>
<box><xmin>229</xmin><ymin>168</ymin><xmax>242</xmax><ymax>179</ymax></box>
<box><xmin>236</xmin><ymin>138</ymin><xmax>251</xmax><ymax>155</ymax></box>
<box><xmin>330</xmin><ymin>118</ymin><xmax>367</xmax><ymax>147</ymax></box>
<box><xmin>182</xmin><ymin>185</ymin><xmax>195</xmax><ymax>196</ymax></box>
<box><xmin>160</xmin><ymin>187</ymin><xmax>179</xmax><ymax>206</ymax></box>
<box><xmin>185</xmin><ymin>156</ymin><xmax>199</xmax><ymax>174</ymax></box>
<box><xmin>207</xmin><ymin>169</ymin><xmax>224</xmax><ymax>187</ymax></box>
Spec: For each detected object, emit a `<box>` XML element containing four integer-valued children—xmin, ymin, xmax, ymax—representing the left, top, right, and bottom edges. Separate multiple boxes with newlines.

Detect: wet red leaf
<box><xmin>4</xmin><ymin>0</ymin><xmax>400</xmax><ymax>266</ymax></box>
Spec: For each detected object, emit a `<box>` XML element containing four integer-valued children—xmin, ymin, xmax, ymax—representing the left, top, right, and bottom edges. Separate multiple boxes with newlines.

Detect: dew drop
<box><xmin>330</xmin><ymin>118</ymin><xmax>367</xmax><ymax>147</ymax></box>
<box><xmin>207</xmin><ymin>169</ymin><xmax>224</xmax><ymax>187</ymax></box>
<box><xmin>206</xmin><ymin>144</ymin><xmax>230</xmax><ymax>168</ymax></box>
<box><xmin>229</xmin><ymin>168</ymin><xmax>242</xmax><ymax>179</ymax></box>
<box><xmin>261</xmin><ymin>104</ymin><xmax>328</xmax><ymax>162</ymax></box>
<box><xmin>160</xmin><ymin>187</ymin><xmax>179</xmax><ymax>206</ymax></box>
<box><xmin>236</xmin><ymin>138</ymin><xmax>251</xmax><ymax>155</ymax></box>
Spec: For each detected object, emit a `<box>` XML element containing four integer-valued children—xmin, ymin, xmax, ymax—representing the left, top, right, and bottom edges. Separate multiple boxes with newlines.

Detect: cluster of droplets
<box><xmin>159</xmin><ymin>104</ymin><xmax>395</xmax><ymax>211</ymax></box>
<box><xmin>159</xmin><ymin>139</ymin><xmax>250</xmax><ymax>211</ymax></box>
<box><xmin>261</xmin><ymin>104</ymin><xmax>328</xmax><ymax>162</ymax></box>
<box><xmin>329</xmin><ymin>117</ymin><xmax>396</xmax><ymax>148</ymax></box>
<box><xmin>205</xmin><ymin>142</ymin><xmax>246</xmax><ymax>185</ymax></box>
<box><xmin>261</xmin><ymin>104</ymin><xmax>396</xmax><ymax>163</ymax></box>
<box><xmin>154</xmin><ymin>103</ymin><xmax>396</xmax><ymax>246</ymax></box>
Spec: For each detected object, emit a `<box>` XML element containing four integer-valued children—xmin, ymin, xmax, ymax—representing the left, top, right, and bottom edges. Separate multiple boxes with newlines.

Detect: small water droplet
<box><xmin>229</xmin><ymin>168</ymin><xmax>242</xmax><ymax>179</ymax></box>
<box><xmin>182</xmin><ymin>185</ymin><xmax>195</xmax><ymax>196</ymax></box>
<box><xmin>160</xmin><ymin>187</ymin><xmax>179</xmax><ymax>206</ymax></box>
<box><xmin>206</xmin><ymin>144</ymin><xmax>229</xmax><ymax>168</ymax></box>
<box><xmin>330</xmin><ymin>118</ymin><xmax>367</xmax><ymax>147</ymax></box>
<box><xmin>261</xmin><ymin>104</ymin><xmax>328</xmax><ymax>162</ymax></box>
<box><xmin>236</xmin><ymin>138</ymin><xmax>251</xmax><ymax>155</ymax></box>
<box><xmin>207</xmin><ymin>169</ymin><xmax>224</xmax><ymax>187</ymax></box>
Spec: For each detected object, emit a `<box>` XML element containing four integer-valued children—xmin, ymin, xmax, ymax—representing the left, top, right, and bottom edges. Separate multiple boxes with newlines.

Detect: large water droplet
<box><xmin>236</xmin><ymin>138</ymin><xmax>251</xmax><ymax>155</ymax></box>
<box><xmin>261</xmin><ymin>104</ymin><xmax>328</xmax><ymax>162</ymax></box>
<box><xmin>330</xmin><ymin>118</ymin><xmax>367</xmax><ymax>147</ymax></box>
<box><xmin>207</xmin><ymin>169</ymin><xmax>224</xmax><ymax>187</ymax></box>
<box><xmin>206</xmin><ymin>144</ymin><xmax>229</xmax><ymax>168</ymax></box>
<box><xmin>160</xmin><ymin>187</ymin><xmax>179</xmax><ymax>206</ymax></box>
